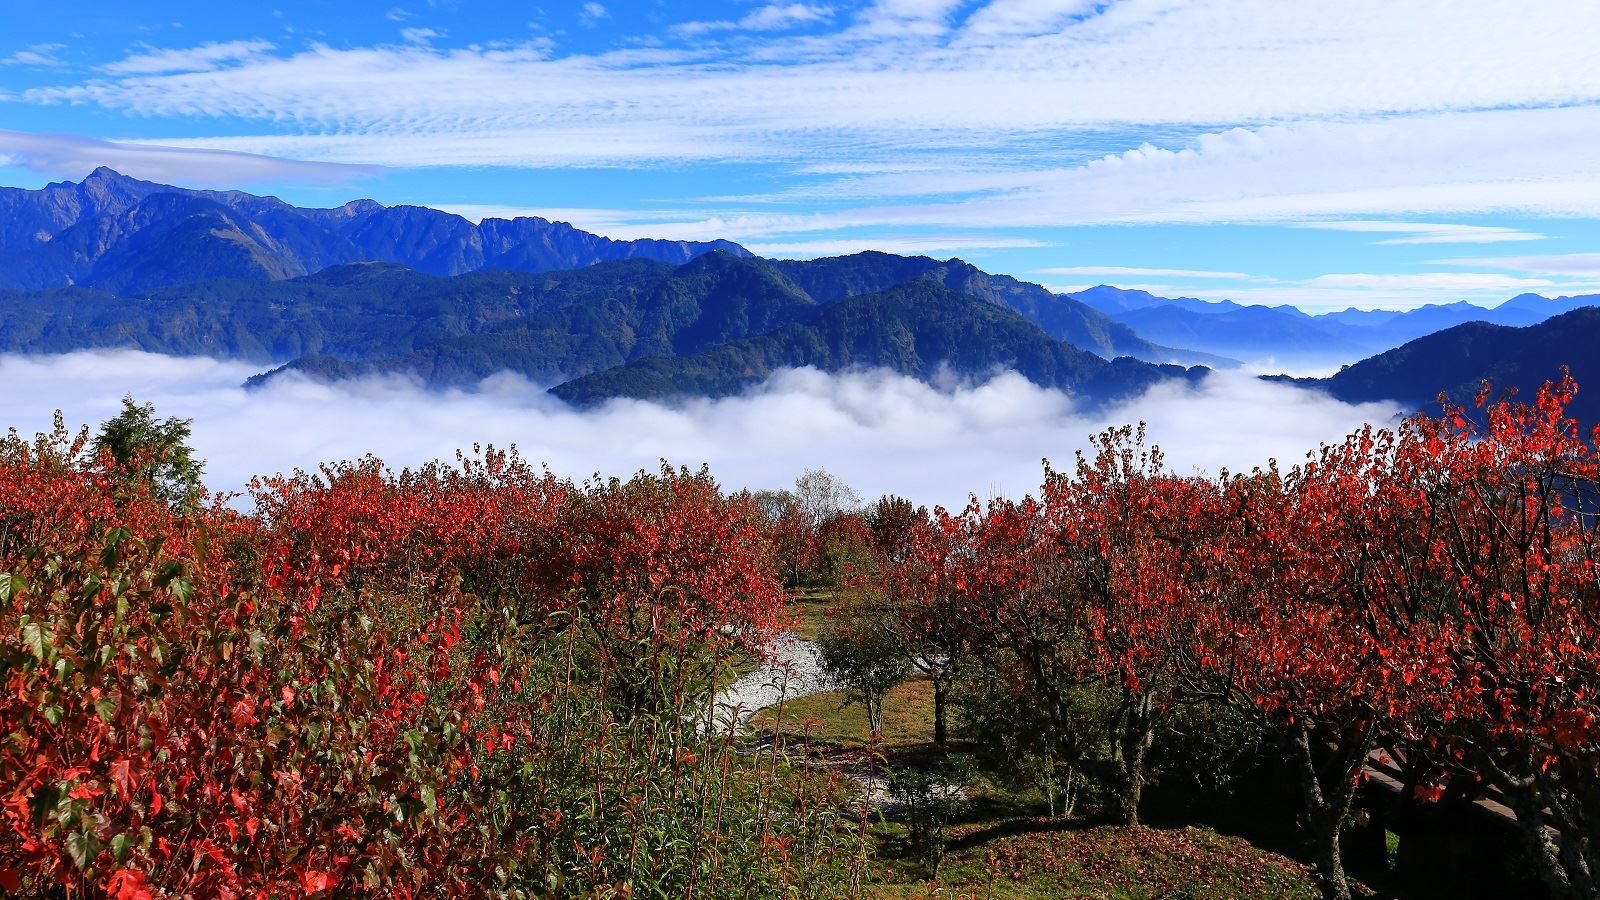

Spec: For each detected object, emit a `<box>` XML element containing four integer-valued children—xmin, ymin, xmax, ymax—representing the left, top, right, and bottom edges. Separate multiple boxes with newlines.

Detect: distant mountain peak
<box><xmin>333</xmin><ymin>198</ymin><xmax>385</xmax><ymax>216</ymax></box>
<box><xmin>0</xmin><ymin>169</ymin><xmax>751</xmax><ymax>292</ymax></box>
<box><xmin>84</xmin><ymin>165</ymin><xmax>139</xmax><ymax>183</ymax></box>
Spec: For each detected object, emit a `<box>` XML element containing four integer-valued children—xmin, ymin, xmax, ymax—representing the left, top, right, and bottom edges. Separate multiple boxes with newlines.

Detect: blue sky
<box><xmin>4</xmin><ymin>0</ymin><xmax>1600</xmax><ymax>311</ymax></box>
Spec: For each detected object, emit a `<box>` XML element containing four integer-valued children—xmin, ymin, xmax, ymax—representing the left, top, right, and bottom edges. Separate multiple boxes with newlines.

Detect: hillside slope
<box><xmin>550</xmin><ymin>279</ymin><xmax>1204</xmax><ymax>406</ymax></box>
<box><xmin>1308</xmin><ymin>307</ymin><xmax>1600</xmax><ymax>424</ymax></box>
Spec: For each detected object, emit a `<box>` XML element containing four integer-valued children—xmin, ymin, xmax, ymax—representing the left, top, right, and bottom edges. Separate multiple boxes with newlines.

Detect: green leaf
<box><xmin>28</xmin><ymin>784</ymin><xmax>60</xmax><ymax>828</ymax></box>
<box><xmin>21</xmin><ymin>622</ymin><xmax>49</xmax><ymax>663</ymax></box>
<box><xmin>42</xmin><ymin>705</ymin><xmax>64</xmax><ymax>725</ymax></box>
<box><xmin>0</xmin><ymin>571</ymin><xmax>22</xmax><ymax>602</ymax></box>
<box><xmin>65</xmin><ymin>829</ymin><xmax>99</xmax><ymax>869</ymax></box>
<box><xmin>155</xmin><ymin>560</ymin><xmax>183</xmax><ymax>589</ymax></box>
<box><xmin>170</xmin><ymin>576</ymin><xmax>194</xmax><ymax>605</ymax></box>
<box><xmin>94</xmin><ymin>695</ymin><xmax>117</xmax><ymax>723</ymax></box>
<box><xmin>111</xmin><ymin>832</ymin><xmax>132</xmax><ymax>862</ymax></box>
<box><xmin>420</xmin><ymin>784</ymin><xmax>438</xmax><ymax>816</ymax></box>
<box><xmin>101</xmin><ymin>526</ymin><xmax>131</xmax><ymax>568</ymax></box>
<box><xmin>395</xmin><ymin>794</ymin><xmax>423</xmax><ymax>822</ymax></box>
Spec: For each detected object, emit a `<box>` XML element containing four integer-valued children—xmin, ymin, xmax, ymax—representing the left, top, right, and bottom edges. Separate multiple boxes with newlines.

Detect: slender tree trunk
<box><xmin>867</xmin><ymin>693</ymin><xmax>884</xmax><ymax>738</ymax></box>
<box><xmin>1289</xmin><ymin>719</ymin><xmax>1377</xmax><ymax>900</ymax></box>
<box><xmin>932</xmin><ymin>675</ymin><xmax>949</xmax><ymax>746</ymax></box>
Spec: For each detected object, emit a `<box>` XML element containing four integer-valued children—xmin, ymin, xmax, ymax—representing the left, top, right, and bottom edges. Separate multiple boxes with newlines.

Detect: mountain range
<box><xmin>1294</xmin><ymin>307</ymin><xmax>1600</xmax><ymax>425</ymax></box>
<box><xmin>224</xmin><ymin>252</ymin><xmax>1210</xmax><ymax>406</ymax></box>
<box><xmin>0</xmin><ymin>167</ymin><xmax>748</xmax><ymax>293</ymax></box>
<box><xmin>0</xmin><ymin>168</ymin><xmax>1595</xmax><ymax>417</ymax></box>
<box><xmin>1073</xmin><ymin>285</ymin><xmax>1600</xmax><ymax>370</ymax></box>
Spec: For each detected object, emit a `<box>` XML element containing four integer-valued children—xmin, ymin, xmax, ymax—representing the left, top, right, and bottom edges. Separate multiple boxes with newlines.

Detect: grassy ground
<box><xmin>751</xmin><ymin>679</ymin><xmax>935</xmax><ymax>749</ymax></box>
<box><xmin>769</xmin><ymin>588</ymin><xmax>1324</xmax><ymax>899</ymax></box>
<box><xmin>863</xmin><ymin>821</ymin><xmax>1320</xmax><ymax>899</ymax></box>
<box><xmin>752</xmin><ymin>681</ymin><xmax>1320</xmax><ymax>898</ymax></box>
<box><xmin>787</xmin><ymin>587</ymin><xmax>835</xmax><ymax>641</ymax></box>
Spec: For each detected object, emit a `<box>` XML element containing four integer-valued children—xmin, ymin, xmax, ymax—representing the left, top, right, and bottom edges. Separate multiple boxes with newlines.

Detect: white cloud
<box><xmin>400</xmin><ymin>28</ymin><xmax>444</xmax><ymax>46</ymax></box>
<box><xmin>579</xmin><ymin>3</ymin><xmax>610</xmax><ymax>27</ymax></box>
<box><xmin>674</xmin><ymin>4</ymin><xmax>836</xmax><ymax>37</ymax></box>
<box><xmin>1430</xmin><ymin>253</ymin><xmax>1600</xmax><ymax>279</ymax></box>
<box><xmin>3</xmin><ymin>44</ymin><xmax>68</xmax><ymax>67</ymax></box>
<box><xmin>9</xmin><ymin>0</ymin><xmax>1600</xmax><ymax>241</ymax></box>
<box><xmin>25</xmin><ymin>2</ymin><xmax>1600</xmax><ymax>168</ymax></box>
<box><xmin>1297</xmin><ymin>221</ymin><xmax>1548</xmax><ymax>245</ymax></box>
<box><xmin>102</xmin><ymin>40</ymin><xmax>275</xmax><ymax>75</ymax></box>
<box><xmin>536</xmin><ymin>109</ymin><xmax>1600</xmax><ymax>240</ymax></box>
<box><xmin>1036</xmin><ymin>266</ymin><xmax>1258</xmax><ymax>280</ymax></box>
<box><xmin>851</xmin><ymin>0</ymin><xmax>968</xmax><ymax>35</ymax></box>
<box><xmin>961</xmin><ymin>0</ymin><xmax>1101</xmax><ymax>38</ymax></box>
<box><xmin>0</xmin><ymin>129</ymin><xmax>376</xmax><ymax>187</ymax></box>
<box><xmin>745</xmin><ymin>235</ymin><xmax>1050</xmax><ymax>257</ymax></box>
<box><xmin>0</xmin><ymin>353</ymin><xmax>1399</xmax><ymax>510</ymax></box>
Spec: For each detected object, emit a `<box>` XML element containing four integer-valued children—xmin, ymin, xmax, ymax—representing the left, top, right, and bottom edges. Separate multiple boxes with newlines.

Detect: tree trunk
<box><xmin>1543</xmin><ymin>776</ymin><xmax>1598</xmax><ymax>900</ymax></box>
<box><xmin>1110</xmin><ymin>764</ymin><xmax>1145</xmax><ymax>828</ymax></box>
<box><xmin>932</xmin><ymin>676</ymin><xmax>949</xmax><ymax>746</ymax></box>
<box><xmin>1289</xmin><ymin>719</ymin><xmax>1377</xmax><ymax>900</ymax></box>
<box><xmin>1507</xmin><ymin>780</ymin><xmax>1579</xmax><ymax>900</ymax></box>
<box><xmin>1309</xmin><ymin>809</ymin><xmax>1353</xmax><ymax>900</ymax></box>
<box><xmin>1109</xmin><ymin>695</ymin><xmax>1155</xmax><ymax>827</ymax></box>
<box><xmin>867</xmin><ymin>693</ymin><xmax>884</xmax><ymax>738</ymax></box>
<box><xmin>1060</xmin><ymin>765</ymin><xmax>1078</xmax><ymax>816</ymax></box>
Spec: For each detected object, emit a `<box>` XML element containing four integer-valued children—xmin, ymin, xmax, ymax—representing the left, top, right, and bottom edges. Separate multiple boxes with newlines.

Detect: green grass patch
<box><xmin>753</xmin><ymin>679</ymin><xmax>936</xmax><ymax>750</ymax></box>
<box><xmin>787</xmin><ymin>587</ymin><xmax>836</xmax><ymax>641</ymax></box>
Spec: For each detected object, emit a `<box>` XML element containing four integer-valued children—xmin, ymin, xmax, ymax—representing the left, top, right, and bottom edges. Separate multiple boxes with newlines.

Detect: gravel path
<box><xmin>707</xmin><ymin>636</ymin><xmax>965</xmax><ymax>817</ymax></box>
<box><xmin>709</xmin><ymin>634</ymin><xmax>838</xmax><ymax>730</ymax></box>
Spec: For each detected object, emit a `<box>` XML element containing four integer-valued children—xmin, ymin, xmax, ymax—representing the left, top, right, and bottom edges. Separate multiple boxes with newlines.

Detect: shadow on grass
<box><xmin>946</xmin><ymin>814</ymin><xmax>1099</xmax><ymax>852</ymax></box>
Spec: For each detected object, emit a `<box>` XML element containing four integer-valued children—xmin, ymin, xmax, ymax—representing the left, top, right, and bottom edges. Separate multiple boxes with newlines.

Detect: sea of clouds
<box><xmin>0</xmin><ymin>352</ymin><xmax>1403</xmax><ymax>510</ymax></box>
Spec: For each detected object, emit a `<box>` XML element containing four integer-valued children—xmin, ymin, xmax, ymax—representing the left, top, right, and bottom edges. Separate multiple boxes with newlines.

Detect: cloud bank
<box><xmin>0</xmin><ymin>352</ymin><xmax>1401</xmax><ymax>510</ymax></box>
<box><xmin>0</xmin><ymin>129</ymin><xmax>376</xmax><ymax>187</ymax></box>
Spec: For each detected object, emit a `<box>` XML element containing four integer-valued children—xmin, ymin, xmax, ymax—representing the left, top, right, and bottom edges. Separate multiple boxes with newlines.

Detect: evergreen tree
<box><xmin>93</xmin><ymin>396</ymin><xmax>203</xmax><ymax>506</ymax></box>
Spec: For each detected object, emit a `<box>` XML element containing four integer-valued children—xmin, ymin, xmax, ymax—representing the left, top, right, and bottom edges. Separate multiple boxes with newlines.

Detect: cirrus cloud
<box><xmin>101</xmin><ymin>40</ymin><xmax>275</xmax><ymax>75</ymax></box>
<box><xmin>0</xmin><ymin>128</ymin><xmax>378</xmax><ymax>187</ymax></box>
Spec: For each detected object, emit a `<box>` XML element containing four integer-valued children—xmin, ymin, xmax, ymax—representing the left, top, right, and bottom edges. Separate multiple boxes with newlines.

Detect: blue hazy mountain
<box><xmin>1073</xmin><ymin>285</ymin><xmax>1600</xmax><ymax>369</ymax></box>
<box><xmin>8</xmin><ymin>169</ymin><xmax>1593</xmax><ymax>412</ymax></box>
<box><xmin>1283</xmin><ymin>307</ymin><xmax>1600</xmax><ymax>425</ymax></box>
<box><xmin>225</xmin><ymin>254</ymin><xmax>1211</xmax><ymax>404</ymax></box>
<box><xmin>0</xmin><ymin>167</ymin><xmax>749</xmax><ymax>293</ymax></box>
